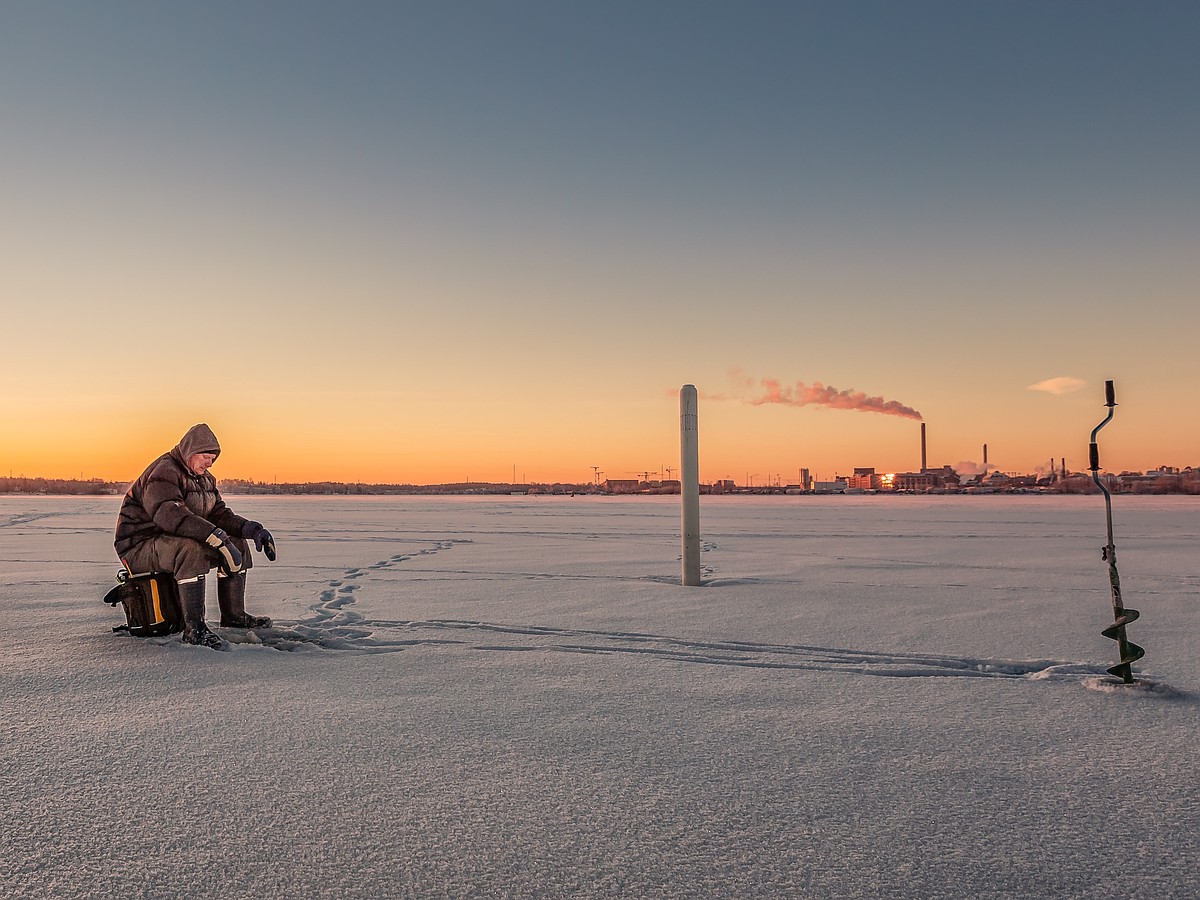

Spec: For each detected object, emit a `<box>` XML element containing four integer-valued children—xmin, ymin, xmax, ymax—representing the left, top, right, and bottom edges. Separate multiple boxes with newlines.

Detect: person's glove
<box><xmin>206</xmin><ymin>528</ymin><xmax>244</xmax><ymax>573</ymax></box>
<box><xmin>242</xmin><ymin>521</ymin><xmax>277</xmax><ymax>561</ymax></box>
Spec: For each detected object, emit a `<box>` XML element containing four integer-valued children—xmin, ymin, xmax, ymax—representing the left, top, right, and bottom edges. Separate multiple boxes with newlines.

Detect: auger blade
<box><xmin>1103</xmin><ymin>641</ymin><xmax>1145</xmax><ymax>682</ymax></box>
<box><xmin>1106</xmin><ymin>661</ymin><xmax>1134</xmax><ymax>682</ymax></box>
<box><xmin>1101</xmin><ymin>607</ymin><xmax>1140</xmax><ymax>640</ymax></box>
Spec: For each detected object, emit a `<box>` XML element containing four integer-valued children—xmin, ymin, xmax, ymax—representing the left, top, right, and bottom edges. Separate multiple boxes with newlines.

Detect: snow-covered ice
<box><xmin>2</xmin><ymin>494</ymin><xmax>1197</xmax><ymax>898</ymax></box>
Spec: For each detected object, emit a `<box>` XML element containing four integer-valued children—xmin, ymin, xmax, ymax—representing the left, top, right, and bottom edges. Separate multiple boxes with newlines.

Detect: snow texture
<box><xmin>2</xmin><ymin>494</ymin><xmax>1198</xmax><ymax>899</ymax></box>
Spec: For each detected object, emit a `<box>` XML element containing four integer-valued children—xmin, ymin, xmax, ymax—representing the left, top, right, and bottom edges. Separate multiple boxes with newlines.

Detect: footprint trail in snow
<box><xmin>226</xmin><ymin>540</ymin><xmax>462</xmax><ymax>653</ymax></box>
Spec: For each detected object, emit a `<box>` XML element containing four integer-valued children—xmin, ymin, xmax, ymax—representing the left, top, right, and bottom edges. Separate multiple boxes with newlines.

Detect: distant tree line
<box><xmin>0</xmin><ymin>476</ymin><xmax>601</xmax><ymax>496</ymax></box>
<box><xmin>217</xmin><ymin>479</ymin><xmax>599</xmax><ymax>496</ymax></box>
<box><xmin>0</xmin><ymin>477</ymin><xmax>119</xmax><ymax>495</ymax></box>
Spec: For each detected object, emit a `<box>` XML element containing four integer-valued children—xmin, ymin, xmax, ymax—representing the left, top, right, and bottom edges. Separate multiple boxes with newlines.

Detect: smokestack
<box><xmin>920</xmin><ymin>423</ymin><xmax>927</xmax><ymax>472</ymax></box>
<box><xmin>983</xmin><ymin>443</ymin><xmax>988</xmax><ymax>467</ymax></box>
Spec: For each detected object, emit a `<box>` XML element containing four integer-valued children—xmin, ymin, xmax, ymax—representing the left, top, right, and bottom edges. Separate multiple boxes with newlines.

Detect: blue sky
<box><xmin>3</xmin><ymin>2</ymin><xmax>1198</xmax><ymax>482</ymax></box>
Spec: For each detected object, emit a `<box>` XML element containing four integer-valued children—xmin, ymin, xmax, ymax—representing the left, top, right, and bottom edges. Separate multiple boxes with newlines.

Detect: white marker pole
<box><xmin>681</xmin><ymin>384</ymin><xmax>701</xmax><ymax>586</ymax></box>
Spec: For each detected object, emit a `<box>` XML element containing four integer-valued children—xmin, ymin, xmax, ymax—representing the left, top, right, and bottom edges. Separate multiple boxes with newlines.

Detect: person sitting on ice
<box><xmin>114</xmin><ymin>423</ymin><xmax>277</xmax><ymax>650</ymax></box>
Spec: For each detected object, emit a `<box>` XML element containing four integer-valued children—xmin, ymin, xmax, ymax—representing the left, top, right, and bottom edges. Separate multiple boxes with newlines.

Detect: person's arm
<box><xmin>208</xmin><ymin>491</ymin><xmax>250</xmax><ymax>538</ymax></box>
<box><xmin>212</xmin><ymin>486</ymin><xmax>276</xmax><ymax>561</ymax></box>
<box><xmin>142</xmin><ymin>460</ymin><xmax>221</xmax><ymax>542</ymax></box>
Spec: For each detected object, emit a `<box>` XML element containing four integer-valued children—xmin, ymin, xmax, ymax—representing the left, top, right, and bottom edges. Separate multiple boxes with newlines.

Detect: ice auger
<box><xmin>1088</xmin><ymin>380</ymin><xmax>1145</xmax><ymax>684</ymax></box>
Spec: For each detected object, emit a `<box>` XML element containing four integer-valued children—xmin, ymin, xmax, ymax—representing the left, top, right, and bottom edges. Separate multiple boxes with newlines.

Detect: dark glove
<box><xmin>242</xmin><ymin>521</ymin><xmax>277</xmax><ymax>561</ymax></box>
<box><xmin>206</xmin><ymin>528</ymin><xmax>244</xmax><ymax>573</ymax></box>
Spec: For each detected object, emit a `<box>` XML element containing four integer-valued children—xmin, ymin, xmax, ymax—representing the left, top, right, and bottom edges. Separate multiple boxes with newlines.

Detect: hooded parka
<box><xmin>115</xmin><ymin>424</ymin><xmax>251</xmax><ymax>559</ymax></box>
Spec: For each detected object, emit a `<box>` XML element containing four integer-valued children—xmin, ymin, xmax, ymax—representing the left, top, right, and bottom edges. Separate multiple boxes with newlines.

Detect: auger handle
<box><xmin>1105</xmin><ymin>380</ymin><xmax>1115</xmax><ymax>407</ymax></box>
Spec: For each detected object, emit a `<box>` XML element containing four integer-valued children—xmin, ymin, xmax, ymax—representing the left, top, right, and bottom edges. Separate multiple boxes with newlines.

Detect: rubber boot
<box><xmin>218</xmin><ymin>572</ymin><xmax>273</xmax><ymax>629</ymax></box>
<box><xmin>179</xmin><ymin>575</ymin><xmax>227</xmax><ymax>650</ymax></box>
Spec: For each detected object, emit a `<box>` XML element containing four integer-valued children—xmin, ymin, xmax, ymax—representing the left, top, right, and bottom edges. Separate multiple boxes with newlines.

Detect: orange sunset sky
<box><xmin>3</xmin><ymin>3</ymin><xmax>1198</xmax><ymax>485</ymax></box>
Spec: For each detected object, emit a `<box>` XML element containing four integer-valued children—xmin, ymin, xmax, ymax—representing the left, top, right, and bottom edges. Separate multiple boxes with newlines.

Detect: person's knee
<box><xmin>172</xmin><ymin>539</ymin><xmax>213</xmax><ymax>581</ymax></box>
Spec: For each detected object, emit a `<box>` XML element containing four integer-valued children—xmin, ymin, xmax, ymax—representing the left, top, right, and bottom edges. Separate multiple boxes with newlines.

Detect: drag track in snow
<box><xmin>236</xmin><ymin>613</ymin><xmax>1132</xmax><ymax>684</ymax></box>
<box><xmin>224</xmin><ymin>536</ymin><xmax>1157</xmax><ymax>688</ymax></box>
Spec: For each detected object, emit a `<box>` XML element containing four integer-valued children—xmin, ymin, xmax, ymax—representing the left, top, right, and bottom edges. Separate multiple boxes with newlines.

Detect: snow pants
<box><xmin>121</xmin><ymin>533</ymin><xmax>253</xmax><ymax>581</ymax></box>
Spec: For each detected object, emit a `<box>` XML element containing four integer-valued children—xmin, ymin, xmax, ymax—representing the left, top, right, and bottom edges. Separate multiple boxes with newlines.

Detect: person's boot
<box><xmin>179</xmin><ymin>575</ymin><xmax>227</xmax><ymax>650</ymax></box>
<box><xmin>218</xmin><ymin>571</ymin><xmax>273</xmax><ymax>629</ymax></box>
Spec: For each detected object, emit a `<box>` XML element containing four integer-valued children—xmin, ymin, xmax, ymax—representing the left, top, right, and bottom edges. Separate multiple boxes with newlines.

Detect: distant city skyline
<box><xmin>0</xmin><ymin>377</ymin><xmax>1190</xmax><ymax>485</ymax></box>
<box><xmin>3</xmin><ymin>3</ymin><xmax>1197</xmax><ymax>484</ymax></box>
<box><xmin>3</xmin><ymin>440</ymin><xmax>1193</xmax><ymax>492</ymax></box>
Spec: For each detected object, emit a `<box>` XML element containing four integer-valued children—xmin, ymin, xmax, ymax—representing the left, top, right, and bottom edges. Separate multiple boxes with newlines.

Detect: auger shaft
<box><xmin>1088</xmin><ymin>380</ymin><xmax>1144</xmax><ymax>683</ymax></box>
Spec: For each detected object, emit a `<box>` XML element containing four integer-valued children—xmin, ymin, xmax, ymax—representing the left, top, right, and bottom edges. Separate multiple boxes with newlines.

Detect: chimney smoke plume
<box><xmin>748</xmin><ymin>378</ymin><xmax>923</xmax><ymax>421</ymax></box>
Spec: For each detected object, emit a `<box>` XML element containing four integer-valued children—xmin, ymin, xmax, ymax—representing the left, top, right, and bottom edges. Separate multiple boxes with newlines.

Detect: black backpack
<box><xmin>103</xmin><ymin>571</ymin><xmax>184</xmax><ymax>637</ymax></box>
